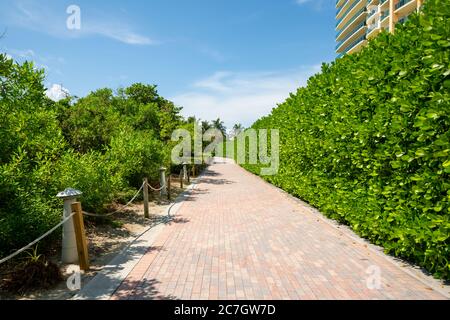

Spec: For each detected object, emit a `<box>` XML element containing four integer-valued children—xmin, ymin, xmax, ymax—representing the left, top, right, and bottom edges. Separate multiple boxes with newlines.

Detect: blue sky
<box><xmin>0</xmin><ymin>0</ymin><xmax>336</xmax><ymax>128</ymax></box>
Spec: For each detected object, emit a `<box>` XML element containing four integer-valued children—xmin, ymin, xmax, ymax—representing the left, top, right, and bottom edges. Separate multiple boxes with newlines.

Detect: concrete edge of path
<box><xmin>231</xmin><ymin>160</ymin><xmax>450</xmax><ymax>299</ymax></box>
<box><xmin>71</xmin><ymin>175</ymin><xmax>202</xmax><ymax>300</ymax></box>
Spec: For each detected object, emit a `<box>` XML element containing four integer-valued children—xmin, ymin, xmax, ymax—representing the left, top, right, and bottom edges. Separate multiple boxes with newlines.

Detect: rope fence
<box><xmin>0</xmin><ymin>163</ymin><xmax>201</xmax><ymax>269</ymax></box>
<box><xmin>0</xmin><ymin>212</ymin><xmax>76</xmax><ymax>265</ymax></box>
<box><xmin>82</xmin><ymin>181</ymin><xmax>145</xmax><ymax>218</ymax></box>
<box><xmin>146</xmin><ymin>181</ymin><xmax>165</xmax><ymax>192</ymax></box>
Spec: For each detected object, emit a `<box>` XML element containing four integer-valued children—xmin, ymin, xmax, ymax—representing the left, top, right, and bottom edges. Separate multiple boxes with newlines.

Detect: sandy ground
<box><xmin>0</xmin><ymin>177</ymin><xmax>189</xmax><ymax>300</ymax></box>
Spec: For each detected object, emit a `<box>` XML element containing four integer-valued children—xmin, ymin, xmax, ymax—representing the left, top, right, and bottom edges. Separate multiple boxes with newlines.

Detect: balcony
<box><xmin>366</xmin><ymin>22</ymin><xmax>381</xmax><ymax>38</ymax></box>
<box><xmin>336</xmin><ymin>0</ymin><xmax>367</xmax><ymax>30</ymax></box>
<box><xmin>380</xmin><ymin>0</ymin><xmax>390</xmax><ymax>8</ymax></box>
<box><xmin>367</xmin><ymin>9</ymin><xmax>378</xmax><ymax>18</ymax></box>
<box><xmin>337</xmin><ymin>0</ymin><xmax>361</xmax><ymax>21</ymax></box>
<box><xmin>366</xmin><ymin>4</ymin><xmax>380</xmax><ymax>25</ymax></box>
<box><xmin>336</xmin><ymin>0</ymin><xmax>349</xmax><ymax>18</ymax></box>
<box><xmin>345</xmin><ymin>36</ymin><xmax>367</xmax><ymax>54</ymax></box>
<box><xmin>336</xmin><ymin>24</ymin><xmax>367</xmax><ymax>53</ymax></box>
<box><xmin>395</xmin><ymin>0</ymin><xmax>417</xmax><ymax>18</ymax></box>
<box><xmin>336</xmin><ymin>7</ymin><xmax>366</xmax><ymax>40</ymax></box>
<box><xmin>336</xmin><ymin>20</ymin><xmax>366</xmax><ymax>51</ymax></box>
<box><xmin>336</xmin><ymin>0</ymin><xmax>347</xmax><ymax>8</ymax></box>
<box><xmin>395</xmin><ymin>0</ymin><xmax>414</xmax><ymax>9</ymax></box>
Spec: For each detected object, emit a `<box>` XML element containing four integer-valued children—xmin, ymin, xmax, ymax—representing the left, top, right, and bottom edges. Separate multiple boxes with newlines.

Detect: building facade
<box><xmin>335</xmin><ymin>0</ymin><xmax>425</xmax><ymax>58</ymax></box>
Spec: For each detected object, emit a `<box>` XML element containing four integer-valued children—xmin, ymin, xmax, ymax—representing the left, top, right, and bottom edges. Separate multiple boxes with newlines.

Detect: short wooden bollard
<box><xmin>187</xmin><ymin>166</ymin><xmax>190</xmax><ymax>184</ymax></box>
<box><xmin>167</xmin><ymin>175</ymin><xmax>172</xmax><ymax>201</ymax></box>
<box><xmin>71</xmin><ymin>202</ymin><xmax>89</xmax><ymax>271</ymax></box>
<box><xmin>192</xmin><ymin>165</ymin><xmax>196</xmax><ymax>178</ymax></box>
<box><xmin>143</xmin><ymin>178</ymin><xmax>150</xmax><ymax>219</ymax></box>
<box><xmin>159</xmin><ymin>167</ymin><xmax>167</xmax><ymax>196</ymax></box>
<box><xmin>180</xmin><ymin>171</ymin><xmax>184</xmax><ymax>189</ymax></box>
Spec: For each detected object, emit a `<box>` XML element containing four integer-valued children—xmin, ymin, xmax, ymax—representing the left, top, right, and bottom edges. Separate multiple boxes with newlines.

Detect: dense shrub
<box><xmin>242</xmin><ymin>0</ymin><xmax>450</xmax><ymax>279</ymax></box>
<box><xmin>0</xmin><ymin>53</ymin><xmax>186</xmax><ymax>256</ymax></box>
<box><xmin>108</xmin><ymin>129</ymin><xmax>165</xmax><ymax>188</ymax></box>
<box><xmin>0</xmin><ymin>56</ymin><xmax>64</xmax><ymax>255</ymax></box>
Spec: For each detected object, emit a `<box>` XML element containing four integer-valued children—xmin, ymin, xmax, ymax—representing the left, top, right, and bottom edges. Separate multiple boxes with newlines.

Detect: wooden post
<box><xmin>143</xmin><ymin>178</ymin><xmax>149</xmax><ymax>219</ymax></box>
<box><xmin>167</xmin><ymin>174</ymin><xmax>171</xmax><ymax>201</ymax></box>
<box><xmin>180</xmin><ymin>171</ymin><xmax>184</xmax><ymax>189</ymax></box>
<box><xmin>71</xmin><ymin>202</ymin><xmax>89</xmax><ymax>271</ymax></box>
<box><xmin>187</xmin><ymin>165</ymin><xmax>190</xmax><ymax>184</ymax></box>
<box><xmin>192</xmin><ymin>165</ymin><xmax>196</xmax><ymax>178</ymax></box>
<box><xmin>159</xmin><ymin>167</ymin><xmax>167</xmax><ymax>196</ymax></box>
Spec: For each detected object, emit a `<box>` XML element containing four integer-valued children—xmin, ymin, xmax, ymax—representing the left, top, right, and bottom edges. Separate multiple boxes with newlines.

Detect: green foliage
<box><xmin>0</xmin><ymin>56</ymin><xmax>184</xmax><ymax>256</ymax></box>
<box><xmin>59</xmin><ymin>89</ymin><xmax>122</xmax><ymax>153</ymax></box>
<box><xmin>242</xmin><ymin>0</ymin><xmax>450</xmax><ymax>279</ymax></box>
<box><xmin>108</xmin><ymin>128</ymin><xmax>165</xmax><ymax>187</ymax></box>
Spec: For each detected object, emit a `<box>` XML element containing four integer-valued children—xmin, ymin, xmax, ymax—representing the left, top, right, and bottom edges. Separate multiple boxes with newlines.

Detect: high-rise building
<box><xmin>335</xmin><ymin>0</ymin><xmax>425</xmax><ymax>58</ymax></box>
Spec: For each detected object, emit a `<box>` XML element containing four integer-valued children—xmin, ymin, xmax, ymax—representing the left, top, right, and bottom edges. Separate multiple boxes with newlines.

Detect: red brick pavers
<box><xmin>111</xmin><ymin>160</ymin><xmax>448</xmax><ymax>300</ymax></box>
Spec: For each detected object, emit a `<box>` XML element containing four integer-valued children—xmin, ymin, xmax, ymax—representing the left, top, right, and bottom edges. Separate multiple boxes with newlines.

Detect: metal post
<box><xmin>143</xmin><ymin>178</ymin><xmax>149</xmax><ymax>219</ymax></box>
<box><xmin>57</xmin><ymin>188</ymin><xmax>83</xmax><ymax>264</ymax></box>
<box><xmin>159</xmin><ymin>167</ymin><xmax>167</xmax><ymax>196</ymax></box>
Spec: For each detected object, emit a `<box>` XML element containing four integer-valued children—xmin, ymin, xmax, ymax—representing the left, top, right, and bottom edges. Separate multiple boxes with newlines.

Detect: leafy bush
<box><xmin>53</xmin><ymin>151</ymin><xmax>121</xmax><ymax>212</ymax></box>
<box><xmin>0</xmin><ymin>56</ymin><xmax>64</xmax><ymax>255</ymax></box>
<box><xmin>242</xmin><ymin>0</ymin><xmax>450</xmax><ymax>279</ymax></box>
<box><xmin>108</xmin><ymin>128</ymin><xmax>165</xmax><ymax>187</ymax></box>
<box><xmin>0</xmin><ymin>53</ymin><xmax>186</xmax><ymax>257</ymax></box>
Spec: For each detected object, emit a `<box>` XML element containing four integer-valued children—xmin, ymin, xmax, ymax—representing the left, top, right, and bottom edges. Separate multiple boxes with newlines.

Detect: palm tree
<box><xmin>201</xmin><ymin>120</ymin><xmax>211</xmax><ymax>133</ymax></box>
<box><xmin>186</xmin><ymin>116</ymin><xmax>197</xmax><ymax>124</ymax></box>
<box><xmin>212</xmin><ymin>118</ymin><xmax>227</xmax><ymax>138</ymax></box>
<box><xmin>233</xmin><ymin>123</ymin><xmax>244</xmax><ymax>135</ymax></box>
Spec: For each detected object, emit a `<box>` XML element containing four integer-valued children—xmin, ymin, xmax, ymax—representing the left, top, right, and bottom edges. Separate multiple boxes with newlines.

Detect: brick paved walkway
<box><xmin>111</xmin><ymin>159</ymin><xmax>448</xmax><ymax>300</ymax></box>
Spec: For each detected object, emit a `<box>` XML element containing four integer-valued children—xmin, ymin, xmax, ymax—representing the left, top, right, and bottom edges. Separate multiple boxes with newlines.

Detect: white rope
<box><xmin>146</xmin><ymin>181</ymin><xmax>165</xmax><ymax>192</ymax></box>
<box><xmin>0</xmin><ymin>212</ymin><xmax>76</xmax><ymax>265</ymax></box>
<box><xmin>82</xmin><ymin>182</ymin><xmax>145</xmax><ymax>218</ymax></box>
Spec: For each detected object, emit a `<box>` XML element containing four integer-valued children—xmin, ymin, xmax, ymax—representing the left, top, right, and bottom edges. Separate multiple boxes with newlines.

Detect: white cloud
<box><xmin>46</xmin><ymin>84</ymin><xmax>69</xmax><ymax>101</ymax></box>
<box><xmin>171</xmin><ymin>66</ymin><xmax>321</xmax><ymax>128</ymax></box>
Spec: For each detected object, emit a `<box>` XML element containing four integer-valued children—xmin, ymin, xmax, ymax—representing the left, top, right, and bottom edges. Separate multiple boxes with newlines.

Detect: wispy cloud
<box><xmin>198</xmin><ymin>46</ymin><xmax>227</xmax><ymax>63</ymax></box>
<box><xmin>171</xmin><ymin>66</ymin><xmax>321</xmax><ymax>128</ymax></box>
<box><xmin>7</xmin><ymin>48</ymin><xmax>35</xmax><ymax>59</ymax></box>
<box><xmin>295</xmin><ymin>0</ymin><xmax>328</xmax><ymax>10</ymax></box>
<box><xmin>1</xmin><ymin>0</ymin><xmax>156</xmax><ymax>45</ymax></box>
<box><xmin>4</xmin><ymin>47</ymin><xmax>64</xmax><ymax>75</ymax></box>
<box><xmin>85</xmin><ymin>25</ymin><xmax>156</xmax><ymax>45</ymax></box>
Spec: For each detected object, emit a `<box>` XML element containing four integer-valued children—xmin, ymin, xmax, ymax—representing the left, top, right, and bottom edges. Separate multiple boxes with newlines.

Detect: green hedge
<box><xmin>0</xmin><ymin>57</ymin><xmax>176</xmax><ymax>256</ymax></box>
<box><xmin>242</xmin><ymin>0</ymin><xmax>450</xmax><ymax>279</ymax></box>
